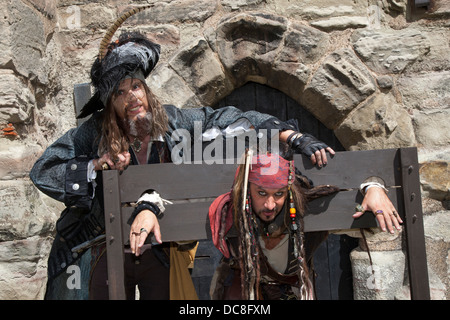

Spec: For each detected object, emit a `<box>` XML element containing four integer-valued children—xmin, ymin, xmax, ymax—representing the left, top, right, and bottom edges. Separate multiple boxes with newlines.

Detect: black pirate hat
<box><xmin>77</xmin><ymin>6</ymin><xmax>160</xmax><ymax>119</ymax></box>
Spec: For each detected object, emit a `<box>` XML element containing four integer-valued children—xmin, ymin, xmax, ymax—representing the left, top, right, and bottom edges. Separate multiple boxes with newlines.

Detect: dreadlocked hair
<box><xmin>97</xmin><ymin>82</ymin><xmax>168</xmax><ymax>159</ymax></box>
<box><xmin>229</xmin><ymin>148</ymin><xmax>314</xmax><ymax>300</ymax></box>
<box><xmin>231</xmin><ymin>149</ymin><xmax>261</xmax><ymax>300</ymax></box>
<box><xmin>290</xmin><ymin>174</ymin><xmax>315</xmax><ymax>299</ymax></box>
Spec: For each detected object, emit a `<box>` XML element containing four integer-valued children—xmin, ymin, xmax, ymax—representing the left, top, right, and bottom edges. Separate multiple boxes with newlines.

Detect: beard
<box><xmin>120</xmin><ymin>111</ymin><xmax>153</xmax><ymax>138</ymax></box>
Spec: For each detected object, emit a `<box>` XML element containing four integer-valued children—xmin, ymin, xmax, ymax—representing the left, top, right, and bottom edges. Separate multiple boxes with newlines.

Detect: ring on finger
<box><xmin>140</xmin><ymin>228</ymin><xmax>148</xmax><ymax>234</ymax></box>
<box><xmin>375</xmin><ymin>210</ymin><xmax>384</xmax><ymax>216</ymax></box>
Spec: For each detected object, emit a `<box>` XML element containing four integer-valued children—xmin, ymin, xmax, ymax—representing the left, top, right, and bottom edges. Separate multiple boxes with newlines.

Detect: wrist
<box><xmin>93</xmin><ymin>158</ymin><xmax>100</xmax><ymax>171</ymax></box>
<box><xmin>279</xmin><ymin>130</ymin><xmax>294</xmax><ymax>142</ymax></box>
<box><xmin>135</xmin><ymin>201</ymin><xmax>163</xmax><ymax>219</ymax></box>
<box><xmin>127</xmin><ymin>201</ymin><xmax>163</xmax><ymax>225</ymax></box>
<box><xmin>360</xmin><ymin>177</ymin><xmax>388</xmax><ymax>196</ymax></box>
<box><xmin>286</xmin><ymin>131</ymin><xmax>303</xmax><ymax>147</ymax></box>
<box><xmin>93</xmin><ymin>158</ymin><xmax>105</xmax><ymax>171</ymax></box>
<box><xmin>136</xmin><ymin>208</ymin><xmax>158</xmax><ymax>220</ymax></box>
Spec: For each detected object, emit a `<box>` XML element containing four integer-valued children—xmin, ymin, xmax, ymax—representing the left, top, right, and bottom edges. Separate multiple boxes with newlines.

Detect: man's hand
<box><xmin>93</xmin><ymin>151</ymin><xmax>131</xmax><ymax>171</ymax></box>
<box><xmin>353</xmin><ymin>187</ymin><xmax>403</xmax><ymax>234</ymax></box>
<box><xmin>129</xmin><ymin>209</ymin><xmax>162</xmax><ymax>256</ymax></box>
<box><xmin>281</xmin><ymin>131</ymin><xmax>335</xmax><ymax>167</ymax></box>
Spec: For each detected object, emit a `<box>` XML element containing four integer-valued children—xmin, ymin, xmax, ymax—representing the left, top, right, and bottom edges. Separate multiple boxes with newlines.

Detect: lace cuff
<box><xmin>359</xmin><ymin>176</ymin><xmax>388</xmax><ymax>196</ymax></box>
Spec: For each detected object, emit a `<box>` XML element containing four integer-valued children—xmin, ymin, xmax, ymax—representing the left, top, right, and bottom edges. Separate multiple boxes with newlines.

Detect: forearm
<box><xmin>30</xmin><ymin>119</ymin><xmax>99</xmax><ymax>206</ymax></box>
<box><xmin>165</xmin><ymin>105</ymin><xmax>296</xmax><ymax>135</ymax></box>
<box><xmin>30</xmin><ymin>128</ymin><xmax>80</xmax><ymax>202</ymax></box>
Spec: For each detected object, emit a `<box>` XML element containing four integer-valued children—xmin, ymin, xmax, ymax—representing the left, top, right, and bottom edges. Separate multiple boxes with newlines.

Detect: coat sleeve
<box><xmin>163</xmin><ymin>105</ymin><xmax>297</xmax><ymax>135</ymax></box>
<box><xmin>29</xmin><ymin>115</ymin><xmax>100</xmax><ymax>208</ymax></box>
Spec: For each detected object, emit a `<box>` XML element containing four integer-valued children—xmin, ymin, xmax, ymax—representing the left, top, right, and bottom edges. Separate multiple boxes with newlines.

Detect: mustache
<box><xmin>258</xmin><ymin>208</ymin><xmax>278</xmax><ymax>215</ymax></box>
<box><xmin>120</xmin><ymin>111</ymin><xmax>153</xmax><ymax>137</ymax></box>
<box><xmin>125</xmin><ymin>99</ymin><xmax>143</xmax><ymax>112</ymax></box>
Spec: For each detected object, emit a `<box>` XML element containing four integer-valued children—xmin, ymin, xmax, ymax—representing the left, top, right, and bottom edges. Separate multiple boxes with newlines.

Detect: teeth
<box><xmin>128</xmin><ymin>105</ymin><xmax>141</xmax><ymax>112</ymax></box>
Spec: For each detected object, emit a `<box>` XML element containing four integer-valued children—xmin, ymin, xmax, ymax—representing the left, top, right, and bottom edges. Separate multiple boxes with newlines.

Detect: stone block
<box><xmin>310</xmin><ymin>16</ymin><xmax>368</xmax><ymax>31</ymax></box>
<box><xmin>267</xmin><ymin>23</ymin><xmax>329</xmax><ymax>100</ymax></box>
<box><xmin>66</xmin><ymin>4</ymin><xmax>115</xmax><ymax>30</ymax></box>
<box><xmin>413</xmin><ymin>109</ymin><xmax>450</xmax><ymax>147</ymax></box>
<box><xmin>397</xmin><ymin>71</ymin><xmax>450</xmax><ymax>111</ymax></box>
<box><xmin>423</xmin><ymin>211</ymin><xmax>450</xmax><ymax>299</ymax></box>
<box><xmin>148</xmin><ymin>63</ymin><xmax>202</xmax><ymax>108</ymax></box>
<box><xmin>0</xmin><ymin>236</ymin><xmax>52</xmax><ymax>300</ymax></box>
<box><xmin>420</xmin><ymin>161</ymin><xmax>450</xmax><ymax>201</ymax></box>
<box><xmin>5</xmin><ymin>0</ymin><xmax>47</xmax><ymax>84</ymax></box>
<box><xmin>335</xmin><ymin>92</ymin><xmax>416</xmax><ymax>150</ymax></box>
<box><xmin>277</xmin><ymin>22</ymin><xmax>330</xmax><ymax>65</ymax></box>
<box><xmin>212</xmin><ymin>12</ymin><xmax>287</xmax><ymax>87</ymax></box>
<box><xmin>0</xmin><ymin>180</ymin><xmax>57</xmax><ymax>241</ymax></box>
<box><xmin>0</xmin><ymin>69</ymin><xmax>35</xmax><ymax>124</ymax></box>
<box><xmin>358</xmin><ymin>228</ymin><xmax>403</xmax><ymax>252</ymax></box>
<box><xmin>0</xmin><ymin>140</ymin><xmax>42</xmax><ymax>180</ymax></box>
<box><xmin>0</xmin><ymin>4</ymin><xmax>12</xmax><ymax>68</ymax></box>
<box><xmin>127</xmin><ymin>0</ymin><xmax>217</xmax><ymax>25</ymax></box>
<box><xmin>169</xmin><ymin>38</ymin><xmax>233</xmax><ymax>105</ymax></box>
<box><xmin>352</xmin><ymin>29</ymin><xmax>431</xmax><ymax>74</ymax></box>
<box><xmin>302</xmin><ymin>48</ymin><xmax>376</xmax><ymax>129</ymax></box>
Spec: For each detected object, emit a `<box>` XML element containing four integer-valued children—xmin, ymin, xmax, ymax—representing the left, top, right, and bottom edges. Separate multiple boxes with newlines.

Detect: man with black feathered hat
<box><xmin>208</xmin><ymin>147</ymin><xmax>402</xmax><ymax>300</ymax></box>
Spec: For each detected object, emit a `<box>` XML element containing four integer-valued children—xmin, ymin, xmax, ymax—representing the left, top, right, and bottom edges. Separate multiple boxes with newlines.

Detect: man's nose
<box><xmin>127</xmin><ymin>90</ymin><xmax>138</xmax><ymax>102</ymax></box>
<box><xmin>265</xmin><ymin>197</ymin><xmax>276</xmax><ymax>210</ymax></box>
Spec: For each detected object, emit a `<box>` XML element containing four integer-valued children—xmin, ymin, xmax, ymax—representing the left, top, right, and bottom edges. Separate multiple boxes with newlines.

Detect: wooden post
<box><xmin>399</xmin><ymin>147</ymin><xmax>430</xmax><ymax>300</ymax></box>
<box><xmin>103</xmin><ymin>170</ymin><xmax>126</xmax><ymax>300</ymax></box>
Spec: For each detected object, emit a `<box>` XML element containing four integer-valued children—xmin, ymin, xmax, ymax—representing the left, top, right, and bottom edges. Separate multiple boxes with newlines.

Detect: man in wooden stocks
<box><xmin>208</xmin><ymin>148</ymin><xmax>402</xmax><ymax>300</ymax></box>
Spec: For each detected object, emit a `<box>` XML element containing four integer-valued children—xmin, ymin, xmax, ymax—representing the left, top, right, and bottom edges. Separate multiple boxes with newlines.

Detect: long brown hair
<box><xmin>97</xmin><ymin>82</ymin><xmax>168</xmax><ymax>159</ymax></box>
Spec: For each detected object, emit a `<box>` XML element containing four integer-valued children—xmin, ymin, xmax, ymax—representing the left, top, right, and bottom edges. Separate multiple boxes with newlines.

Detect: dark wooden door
<box><xmin>209</xmin><ymin>82</ymin><xmax>357</xmax><ymax>300</ymax></box>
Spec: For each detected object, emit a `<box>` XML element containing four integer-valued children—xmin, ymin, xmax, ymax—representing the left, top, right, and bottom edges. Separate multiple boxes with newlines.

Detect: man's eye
<box><xmin>116</xmin><ymin>90</ymin><xmax>124</xmax><ymax>96</ymax></box>
<box><xmin>133</xmin><ymin>81</ymin><xmax>144</xmax><ymax>90</ymax></box>
<box><xmin>258</xmin><ymin>191</ymin><xmax>267</xmax><ymax>196</ymax></box>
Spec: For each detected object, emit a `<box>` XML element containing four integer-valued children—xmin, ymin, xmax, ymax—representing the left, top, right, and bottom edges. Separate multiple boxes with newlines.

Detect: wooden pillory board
<box><xmin>102</xmin><ymin>148</ymin><xmax>430</xmax><ymax>300</ymax></box>
<box><xmin>73</xmin><ymin>82</ymin><xmax>429</xmax><ymax>300</ymax></box>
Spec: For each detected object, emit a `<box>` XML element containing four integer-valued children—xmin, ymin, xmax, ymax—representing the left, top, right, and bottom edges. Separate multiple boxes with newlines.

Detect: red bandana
<box><xmin>248</xmin><ymin>154</ymin><xmax>291</xmax><ymax>189</ymax></box>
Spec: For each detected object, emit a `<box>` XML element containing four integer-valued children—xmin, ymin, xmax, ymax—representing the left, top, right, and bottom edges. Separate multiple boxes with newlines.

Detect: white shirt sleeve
<box><xmin>87</xmin><ymin>160</ymin><xmax>97</xmax><ymax>198</ymax></box>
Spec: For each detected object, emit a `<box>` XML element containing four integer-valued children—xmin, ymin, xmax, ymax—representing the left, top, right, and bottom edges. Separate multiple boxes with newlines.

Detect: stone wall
<box><xmin>0</xmin><ymin>0</ymin><xmax>448</xmax><ymax>300</ymax></box>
